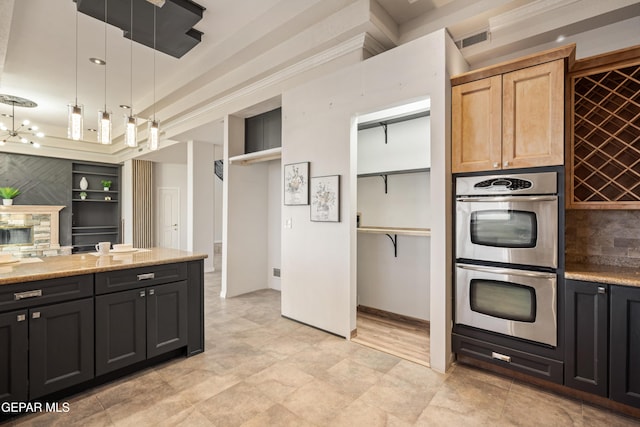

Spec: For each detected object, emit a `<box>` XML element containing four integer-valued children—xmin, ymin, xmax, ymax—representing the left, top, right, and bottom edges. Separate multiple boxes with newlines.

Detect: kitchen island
<box><xmin>0</xmin><ymin>248</ymin><xmax>206</xmax><ymax>415</ymax></box>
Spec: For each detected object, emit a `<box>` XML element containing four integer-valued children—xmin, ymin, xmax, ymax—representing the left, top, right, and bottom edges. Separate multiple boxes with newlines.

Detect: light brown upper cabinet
<box><xmin>451</xmin><ymin>45</ymin><xmax>575</xmax><ymax>174</ymax></box>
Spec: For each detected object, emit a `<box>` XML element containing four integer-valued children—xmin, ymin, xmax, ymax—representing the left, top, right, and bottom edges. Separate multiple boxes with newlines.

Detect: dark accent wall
<box><xmin>0</xmin><ymin>153</ymin><xmax>73</xmax><ymax>246</ymax></box>
<box><xmin>566</xmin><ymin>209</ymin><xmax>640</xmax><ymax>268</ymax></box>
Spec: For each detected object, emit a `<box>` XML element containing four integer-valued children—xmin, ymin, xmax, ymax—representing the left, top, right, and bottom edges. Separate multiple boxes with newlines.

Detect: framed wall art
<box><xmin>284</xmin><ymin>162</ymin><xmax>309</xmax><ymax>205</ymax></box>
<box><xmin>310</xmin><ymin>175</ymin><xmax>340</xmax><ymax>222</ymax></box>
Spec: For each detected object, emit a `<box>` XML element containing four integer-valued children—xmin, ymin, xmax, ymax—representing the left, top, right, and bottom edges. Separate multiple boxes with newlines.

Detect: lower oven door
<box><xmin>455</xmin><ymin>263</ymin><xmax>557</xmax><ymax>347</ymax></box>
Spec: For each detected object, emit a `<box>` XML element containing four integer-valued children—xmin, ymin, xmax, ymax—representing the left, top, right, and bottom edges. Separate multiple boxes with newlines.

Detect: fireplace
<box><xmin>0</xmin><ymin>205</ymin><xmax>65</xmax><ymax>256</ymax></box>
<box><xmin>0</xmin><ymin>226</ymin><xmax>33</xmax><ymax>246</ymax></box>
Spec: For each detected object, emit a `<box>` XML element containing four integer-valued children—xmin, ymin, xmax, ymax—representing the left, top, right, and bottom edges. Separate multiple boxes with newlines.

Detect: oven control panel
<box><xmin>456</xmin><ymin>171</ymin><xmax>557</xmax><ymax>196</ymax></box>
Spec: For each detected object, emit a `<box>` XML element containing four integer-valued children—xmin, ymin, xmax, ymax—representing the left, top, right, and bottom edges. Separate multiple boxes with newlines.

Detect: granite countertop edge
<box><xmin>565</xmin><ymin>263</ymin><xmax>640</xmax><ymax>288</ymax></box>
<box><xmin>0</xmin><ymin>248</ymin><xmax>208</xmax><ymax>286</ymax></box>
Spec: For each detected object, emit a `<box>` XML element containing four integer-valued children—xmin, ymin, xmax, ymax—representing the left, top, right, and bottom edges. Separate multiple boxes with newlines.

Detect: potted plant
<box><xmin>80</xmin><ymin>191</ymin><xmax>87</xmax><ymax>200</ymax></box>
<box><xmin>0</xmin><ymin>187</ymin><xmax>21</xmax><ymax>206</ymax></box>
<box><xmin>101</xmin><ymin>180</ymin><xmax>112</xmax><ymax>191</ymax></box>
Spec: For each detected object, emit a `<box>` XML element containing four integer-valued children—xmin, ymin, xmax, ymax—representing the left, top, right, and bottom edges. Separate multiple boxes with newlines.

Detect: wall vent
<box><xmin>455</xmin><ymin>30</ymin><xmax>490</xmax><ymax>49</ymax></box>
<box><xmin>273</xmin><ymin>268</ymin><xmax>281</xmax><ymax>278</ymax></box>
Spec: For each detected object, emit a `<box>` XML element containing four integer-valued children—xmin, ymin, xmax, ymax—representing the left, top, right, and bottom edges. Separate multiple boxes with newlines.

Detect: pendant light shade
<box><xmin>98</xmin><ymin>110</ymin><xmax>112</xmax><ymax>144</ymax></box>
<box><xmin>124</xmin><ymin>115</ymin><xmax>137</xmax><ymax>147</ymax></box>
<box><xmin>68</xmin><ymin>104</ymin><xmax>83</xmax><ymax>141</ymax></box>
<box><xmin>148</xmin><ymin>119</ymin><xmax>159</xmax><ymax>151</ymax></box>
<box><xmin>68</xmin><ymin>10</ymin><xmax>84</xmax><ymax>141</ymax></box>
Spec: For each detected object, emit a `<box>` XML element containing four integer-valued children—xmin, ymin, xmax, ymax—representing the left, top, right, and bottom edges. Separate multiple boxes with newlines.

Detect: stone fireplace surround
<box><xmin>0</xmin><ymin>205</ymin><xmax>70</xmax><ymax>257</ymax></box>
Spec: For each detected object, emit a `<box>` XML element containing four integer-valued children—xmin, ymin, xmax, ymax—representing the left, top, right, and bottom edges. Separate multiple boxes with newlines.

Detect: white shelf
<box><xmin>228</xmin><ymin>147</ymin><xmax>282</xmax><ymax>165</ymax></box>
<box><xmin>357</xmin><ymin>226</ymin><xmax>431</xmax><ymax>237</ymax></box>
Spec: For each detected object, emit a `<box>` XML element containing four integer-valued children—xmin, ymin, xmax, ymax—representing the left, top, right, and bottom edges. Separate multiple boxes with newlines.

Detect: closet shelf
<box><xmin>357</xmin><ymin>226</ymin><xmax>431</xmax><ymax>237</ymax></box>
<box><xmin>357</xmin><ymin>167</ymin><xmax>430</xmax><ymax>178</ymax></box>
<box><xmin>228</xmin><ymin>147</ymin><xmax>282</xmax><ymax>165</ymax></box>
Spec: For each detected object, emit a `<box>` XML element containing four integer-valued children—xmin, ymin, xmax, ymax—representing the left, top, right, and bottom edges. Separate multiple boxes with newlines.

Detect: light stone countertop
<box><xmin>0</xmin><ymin>247</ymin><xmax>207</xmax><ymax>286</ymax></box>
<box><xmin>565</xmin><ymin>263</ymin><xmax>640</xmax><ymax>288</ymax></box>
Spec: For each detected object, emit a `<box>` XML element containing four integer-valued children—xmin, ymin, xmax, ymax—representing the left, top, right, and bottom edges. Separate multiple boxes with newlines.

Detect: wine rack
<box><xmin>569</xmin><ymin>50</ymin><xmax>640</xmax><ymax>209</ymax></box>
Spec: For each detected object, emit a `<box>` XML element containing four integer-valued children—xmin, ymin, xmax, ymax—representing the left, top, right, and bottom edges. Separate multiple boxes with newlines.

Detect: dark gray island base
<box><xmin>0</xmin><ymin>248</ymin><xmax>206</xmax><ymax>422</ymax></box>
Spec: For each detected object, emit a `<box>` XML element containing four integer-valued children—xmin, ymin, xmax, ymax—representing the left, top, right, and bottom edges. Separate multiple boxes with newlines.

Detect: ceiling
<box><xmin>0</xmin><ymin>0</ymin><xmax>639</xmax><ymax>163</ymax></box>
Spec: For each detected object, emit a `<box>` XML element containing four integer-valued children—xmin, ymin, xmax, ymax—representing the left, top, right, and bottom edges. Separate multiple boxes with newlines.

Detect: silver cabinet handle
<box><xmin>17</xmin><ymin>314</ymin><xmax>26</xmax><ymax>322</ymax></box>
<box><xmin>457</xmin><ymin>195</ymin><xmax>558</xmax><ymax>203</ymax></box>
<box><xmin>492</xmin><ymin>162</ymin><xmax>499</xmax><ymax>168</ymax></box>
<box><xmin>149</xmin><ymin>289</ymin><xmax>155</xmax><ymax>296</ymax></box>
<box><xmin>456</xmin><ymin>263</ymin><xmax>556</xmax><ymax>279</ymax></box>
<box><xmin>14</xmin><ymin>289</ymin><xmax>42</xmax><ymax>300</ymax></box>
<box><xmin>32</xmin><ymin>312</ymin><xmax>41</xmax><ymax>319</ymax></box>
<box><xmin>137</xmin><ymin>273</ymin><xmax>155</xmax><ymax>281</ymax></box>
<box><xmin>139</xmin><ymin>290</ymin><xmax>146</xmax><ymax>298</ymax></box>
<box><xmin>492</xmin><ymin>352</ymin><xmax>511</xmax><ymax>363</ymax></box>
<box><xmin>503</xmin><ymin>161</ymin><xmax>510</xmax><ymax>167</ymax></box>
<box><xmin>598</xmin><ymin>286</ymin><xmax>607</xmax><ymax>294</ymax></box>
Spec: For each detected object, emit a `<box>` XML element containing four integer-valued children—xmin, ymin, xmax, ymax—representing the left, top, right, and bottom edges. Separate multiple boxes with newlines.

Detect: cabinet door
<box><xmin>95</xmin><ymin>289</ymin><xmax>146</xmax><ymax>376</ymax></box>
<box><xmin>147</xmin><ymin>281</ymin><xmax>188</xmax><ymax>359</ymax></box>
<box><xmin>610</xmin><ymin>285</ymin><xmax>640</xmax><ymax>408</ymax></box>
<box><xmin>502</xmin><ymin>60</ymin><xmax>564</xmax><ymax>169</ymax></box>
<box><xmin>29</xmin><ymin>298</ymin><xmax>94</xmax><ymax>399</ymax></box>
<box><xmin>564</xmin><ymin>280</ymin><xmax>608</xmax><ymax>396</ymax></box>
<box><xmin>0</xmin><ymin>310</ymin><xmax>28</xmax><ymax>403</ymax></box>
<box><xmin>452</xmin><ymin>75</ymin><xmax>502</xmax><ymax>173</ymax></box>
<box><xmin>263</xmin><ymin>108</ymin><xmax>282</xmax><ymax>150</ymax></box>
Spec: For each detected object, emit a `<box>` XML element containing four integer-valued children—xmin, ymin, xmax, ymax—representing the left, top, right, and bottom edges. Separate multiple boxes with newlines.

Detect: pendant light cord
<box><xmin>75</xmin><ymin>11</ymin><xmax>79</xmax><ymax>106</ymax></box>
<box><xmin>104</xmin><ymin>0</ymin><xmax>108</xmax><ymax>111</ymax></box>
<box><xmin>130</xmin><ymin>0</ymin><xmax>134</xmax><ymax>114</ymax></box>
<box><xmin>153</xmin><ymin>6</ymin><xmax>156</xmax><ymax>121</ymax></box>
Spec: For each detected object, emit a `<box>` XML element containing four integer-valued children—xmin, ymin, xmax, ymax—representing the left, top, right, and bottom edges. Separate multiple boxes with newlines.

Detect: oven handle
<box><xmin>456</xmin><ymin>263</ymin><xmax>556</xmax><ymax>279</ymax></box>
<box><xmin>457</xmin><ymin>196</ymin><xmax>557</xmax><ymax>202</ymax></box>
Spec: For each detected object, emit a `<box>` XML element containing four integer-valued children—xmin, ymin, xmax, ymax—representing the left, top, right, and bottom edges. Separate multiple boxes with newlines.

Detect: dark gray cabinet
<box><xmin>72</xmin><ymin>162</ymin><xmax>121</xmax><ymax>253</ymax></box>
<box><xmin>564</xmin><ymin>279</ymin><xmax>608</xmax><ymax>396</ymax></box>
<box><xmin>29</xmin><ymin>298</ymin><xmax>94</xmax><ymax>399</ymax></box>
<box><xmin>95</xmin><ymin>288</ymin><xmax>147</xmax><ymax>376</ymax></box>
<box><xmin>245</xmin><ymin>108</ymin><xmax>282</xmax><ymax>153</ymax></box>
<box><xmin>565</xmin><ymin>280</ymin><xmax>640</xmax><ymax>409</ymax></box>
<box><xmin>0</xmin><ymin>276</ymin><xmax>94</xmax><ymax>403</ymax></box>
<box><xmin>0</xmin><ymin>310</ymin><xmax>28</xmax><ymax>402</ymax></box>
<box><xmin>610</xmin><ymin>285</ymin><xmax>640</xmax><ymax>408</ymax></box>
<box><xmin>95</xmin><ymin>279</ymin><xmax>188</xmax><ymax>376</ymax></box>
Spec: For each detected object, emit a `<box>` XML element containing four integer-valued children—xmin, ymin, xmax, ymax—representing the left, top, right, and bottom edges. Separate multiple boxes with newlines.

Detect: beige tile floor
<box><xmin>7</xmin><ymin>254</ymin><xmax>640</xmax><ymax>426</ymax></box>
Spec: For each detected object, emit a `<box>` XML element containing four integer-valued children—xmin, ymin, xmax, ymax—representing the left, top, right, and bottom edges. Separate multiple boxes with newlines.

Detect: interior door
<box><xmin>158</xmin><ymin>187</ymin><xmax>180</xmax><ymax>249</ymax></box>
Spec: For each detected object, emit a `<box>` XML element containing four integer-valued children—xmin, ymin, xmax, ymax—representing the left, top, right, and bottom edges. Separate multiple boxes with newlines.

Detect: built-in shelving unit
<box><xmin>568</xmin><ymin>45</ymin><xmax>640</xmax><ymax>209</ymax></box>
<box><xmin>71</xmin><ymin>162</ymin><xmax>121</xmax><ymax>253</ymax></box>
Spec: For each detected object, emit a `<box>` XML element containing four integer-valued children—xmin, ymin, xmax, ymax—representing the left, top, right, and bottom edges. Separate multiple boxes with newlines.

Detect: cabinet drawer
<box><xmin>453</xmin><ymin>333</ymin><xmax>564</xmax><ymax>384</ymax></box>
<box><xmin>95</xmin><ymin>263</ymin><xmax>187</xmax><ymax>295</ymax></box>
<box><xmin>0</xmin><ymin>275</ymin><xmax>93</xmax><ymax>313</ymax></box>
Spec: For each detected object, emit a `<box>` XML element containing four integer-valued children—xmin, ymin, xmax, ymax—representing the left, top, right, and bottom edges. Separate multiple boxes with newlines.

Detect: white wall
<box><xmin>281</xmin><ymin>29</ymin><xmax>466</xmax><ymax>373</ymax></box>
<box><xmin>153</xmin><ymin>162</ymin><xmax>188</xmax><ymax>251</ymax></box>
<box><xmin>187</xmin><ymin>141</ymin><xmax>215</xmax><ymax>272</ymax></box>
<box><xmin>267</xmin><ymin>159</ymin><xmax>282</xmax><ymax>290</ymax></box>
<box><xmin>357</xmin><ymin>172</ymin><xmax>431</xmax><ymax>228</ymax></box>
<box><xmin>214</xmin><ymin>145</ymin><xmax>224</xmax><ymax>243</ymax></box>
<box><xmin>358</xmin><ymin>116</ymin><xmax>431</xmax><ymax>174</ymax></box>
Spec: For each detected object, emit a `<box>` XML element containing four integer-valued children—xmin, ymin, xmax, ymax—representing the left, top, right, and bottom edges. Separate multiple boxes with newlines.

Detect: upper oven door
<box><xmin>456</xmin><ymin>195</ymin><xmax>558</xmax><ymax>268</ymax></box>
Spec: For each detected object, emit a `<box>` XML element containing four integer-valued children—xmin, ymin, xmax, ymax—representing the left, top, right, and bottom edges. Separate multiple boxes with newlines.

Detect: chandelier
<box><xmin>0</xmin><ymin>95</ymin><xmax>44</xmax><ymax>148</ymax></box>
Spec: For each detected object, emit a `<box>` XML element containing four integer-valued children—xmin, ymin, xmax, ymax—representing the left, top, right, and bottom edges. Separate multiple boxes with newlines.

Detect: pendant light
<box><xmin>147</xmin><ymin>5</ymin><xmax>159</xmax><ymax>151</ymax></box>
<box><xmin>124</xmin><ymin>0</ymin><xmax>137</xmax><ymax>148</ymax></box>
<box><xmin>68</xmin><ymin>10</ymin><xmax>83</xmax><ymax>141</ymax></box>
<box><xmin>97</xmin><ymin>0</ymin><xmax>112</xmax><ymax>145</ymax></box>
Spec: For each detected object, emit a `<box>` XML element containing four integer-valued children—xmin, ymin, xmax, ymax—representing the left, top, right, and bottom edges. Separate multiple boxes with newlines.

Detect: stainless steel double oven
<box><xmin>455</xmin><ymin>171</ymin><xmax>559</xmax><ymax>347</ymax></box>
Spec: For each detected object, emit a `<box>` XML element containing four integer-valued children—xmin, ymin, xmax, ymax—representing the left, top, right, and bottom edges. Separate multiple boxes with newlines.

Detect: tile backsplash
<box><xmin>565</xmin><ymin>209</ymin><xmax>640</xmax><ymax>267</ymax></box>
